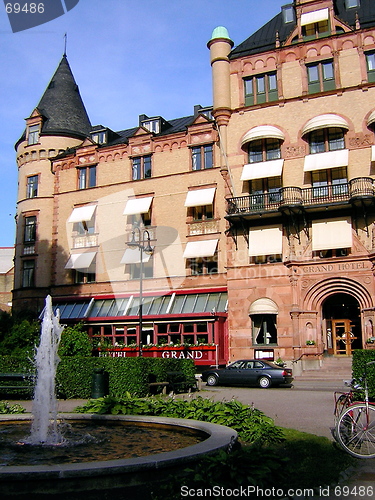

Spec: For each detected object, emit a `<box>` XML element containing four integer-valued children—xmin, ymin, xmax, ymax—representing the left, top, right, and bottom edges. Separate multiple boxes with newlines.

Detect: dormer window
<box><xmin>282</xmin><ymin>4</ymin><xmax>294</xmax><ymax>24</ymax></box>
<box><xmin>91</xmin><ymin>130</ymin><xmax>106</xmax><ymax>144</ymax></box>
<box><xmin>345</xmin><ymin>0</ymin><xmax>360</xmax><ymax>8</ymax></box>
<box><xmin>142</xmin><ymin>119</ymin><xmax>160</xmax><ymax>134</ymax></box>
<box><xmin>28</xmin><ymin>124</ymin><xmax>40</xmax><ymax>145</ymax></box>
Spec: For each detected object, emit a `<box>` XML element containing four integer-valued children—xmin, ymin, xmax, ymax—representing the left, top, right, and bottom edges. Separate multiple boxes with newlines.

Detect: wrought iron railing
<box><xmin>226</xmin><ymin>177</ymin><xmax>375</xmax><ymax>215</ymax></box>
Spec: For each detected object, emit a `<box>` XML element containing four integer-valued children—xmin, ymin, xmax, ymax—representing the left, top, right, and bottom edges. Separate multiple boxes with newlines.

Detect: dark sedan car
<box><xmin>201</xmin><ymin>359</ymin><xmax>293</xmax><ymax>388</ymax></box>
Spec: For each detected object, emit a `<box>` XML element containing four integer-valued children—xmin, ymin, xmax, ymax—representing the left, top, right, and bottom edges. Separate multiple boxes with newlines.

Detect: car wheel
<box><xmin>258</xmin><ymin>376</ymin><xmax>271</xmax><ymax>389</ymax></box>
<box><xmin>206</xmin><ymin>374</ymin><xmax>218</xmax><ymax>386</ymax></box>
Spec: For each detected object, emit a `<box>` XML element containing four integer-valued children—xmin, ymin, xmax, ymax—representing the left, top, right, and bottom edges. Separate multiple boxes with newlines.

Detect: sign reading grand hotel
<box><xmin>302</xmin><ymin>261</ymin><xmax>369</xmax><ymax>274</ymax></box>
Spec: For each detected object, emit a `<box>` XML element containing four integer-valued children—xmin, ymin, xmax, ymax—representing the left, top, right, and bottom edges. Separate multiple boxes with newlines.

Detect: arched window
<box><xmin>249</xmin><ymin>298</ymin><xmax>278</xmax><ymax>345</ymax></box>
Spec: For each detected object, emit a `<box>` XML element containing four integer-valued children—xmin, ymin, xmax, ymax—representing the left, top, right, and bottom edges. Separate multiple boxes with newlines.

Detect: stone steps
<box><xmin>298</xmin><ymin>356</ymin><xmax>352</xmax><ymax>380</ymax></box>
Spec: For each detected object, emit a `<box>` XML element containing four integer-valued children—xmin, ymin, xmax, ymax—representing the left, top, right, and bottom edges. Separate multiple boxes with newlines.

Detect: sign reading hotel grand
<box><xmin>302</xmin><ymin>261</ymin><xmax>370</xmax><ymax>274</ymax></box>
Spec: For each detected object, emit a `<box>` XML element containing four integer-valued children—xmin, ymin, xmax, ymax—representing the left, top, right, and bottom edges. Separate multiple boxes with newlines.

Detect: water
<box><xmin>26</xmin><ymin>295</ymin><xmax>64</xmax><ymax>445</ymax></box>
<box><xmin>0</xmin><ymin>421</ymin><xmax>204</xmax><ymax>466</ymax></box>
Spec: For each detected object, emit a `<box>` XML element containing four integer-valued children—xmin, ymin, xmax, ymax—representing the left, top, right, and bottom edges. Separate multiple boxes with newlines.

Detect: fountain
<box><xmin>27</xmin><ymin>295</ymin><xmax>64</xmax><ymax>445</ymax></box>
<box><xmin>0</xmin><ymin>296</ymin><xmax>237</xmax><ymax>498</ymax></box>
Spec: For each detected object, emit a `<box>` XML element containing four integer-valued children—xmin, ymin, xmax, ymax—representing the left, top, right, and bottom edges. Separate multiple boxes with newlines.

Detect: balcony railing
<box><xmin>188</xmin><ymin>220</ymin><xmax>220</xmax><ymax>236</ymax></box>
<box><xmin>226</xmin><ymin>177</ymin><xmax>375</xmax><ymax>216</ymax></box>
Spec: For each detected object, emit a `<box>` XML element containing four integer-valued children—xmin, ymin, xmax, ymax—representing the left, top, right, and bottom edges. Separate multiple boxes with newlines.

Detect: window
<box><xmin>311</xmin><ymin>167</ymin><xmax>348</xmax><ymax>198</ymax></box>
<box><xmin>78</xmin><ymin>165</ymin><xmax>96</xmax><ymax>189</ymax></box>
<box><xmin>22</xmin><ymin>260</ymin><xmax>35</xmax><ymax>287</ymax></box>
<box><xmin>282</xmin><ymin>4</ymin><xmax>294</xmax><ymax>23</ymax></box>
<box><xmin>132</xmin><ymin>155</ymin><xmax>152</xmax><ymax>180</ymax></box>
<box><xmin>128</xmin><ymin>210</ymin><xmax>152</xmax><ymax>227</ymax></box>
<box><xmin>91</xmin><ymin>131</ymin><xmax>106</xmax><ymax>144</ymax></box>
<box><xmin>244</xmin><ymin>72</ymin><xmax>278</xmax><ymax>106</ymax></box>
<box><xmin>142</xmin><ymin>119</ymin><xmax>160</xmax><ymax>134</ymax></box>
<box><xmin>366</xmin><ymin>52</ymin><xmax>375</xmax><ymax>83</ymax></box>
<box><xmin>249</xmin><ymin>177</ymin><xmax>282</xmax><ymax>207</ymax></box>
<box><xmin>26</xmin><ymin>175</ymin><xmax>38</xmax><ymax>198</ymax></box>
<box><xmin>191</xmin><ymin>145</ymin><xmax>213</xmax><ymax>170</ymax></box>
<box><xmin>252</xmin><ymin>315</ymin><xmax>277</xmax><ymax>345</ymax></box>
<box><xmin>24</xmin><ymin>216</ymin><xmax>36</xmax><ymax>243</ymax></box>
<box><xmin>191</xmin><ymin>205</ymin><xmax>213</xmax><ymax>221</ymax></box>
<box><xmin>248</xmin><ymin>138</ymin><xmax>281</xmax><ymax>163</ymax></box>
<box><xmin>27</xmin><ymin>124</ymin><xmax>39</xmax><ymax>145</ymax></box>
<box><xmin>74</xmin><ymin>270</ymin><xmax>96</xmax><ymax>284</ymax></box>
<box><xmin>309</xmin><ymin>127</ymin><xmax>345</xmax><ymax>154</ymax></box>
<box><xmin>302</xmin><ymin>20</ymin><xmax>330</xmax><ymax>39</ymax></box>
<box><xmin>345</xmin><ymin>0</ymin><xmax>360</xmax><ymax>8</ymax></box>
<box><xmin>129</xmin><ymin>259</ymin><xmax>153</xmax><ymax>279</ymax></box>
<box><xmin>189</xmin><ymin>254</ymin><xmax>218</xmax><ymax>275</ymax></box>
<box><xmin>307</xmin><ymin>60</ymin><xmax>335</xmax><ymax>93</ymax></box>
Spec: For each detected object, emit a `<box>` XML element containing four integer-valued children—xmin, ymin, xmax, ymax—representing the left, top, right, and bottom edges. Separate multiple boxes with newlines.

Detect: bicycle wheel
<box><xmin>336</xmin><ymin>403</ymin><xmax>375</xmax><ymax>458</ymax></box>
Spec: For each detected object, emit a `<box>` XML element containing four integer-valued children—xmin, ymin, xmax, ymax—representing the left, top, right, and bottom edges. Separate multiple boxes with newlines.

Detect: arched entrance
<box><xmin>322</xmin><ymin>293</ymin><xmax>362</xmax><ymax>355</ymax></box>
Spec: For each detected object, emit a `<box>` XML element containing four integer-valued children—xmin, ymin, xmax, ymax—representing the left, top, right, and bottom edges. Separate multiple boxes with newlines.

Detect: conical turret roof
<box><xmin>35</xmin><ymin>55</ymin><xmax>91</xmax><ymax>139</ymax></box>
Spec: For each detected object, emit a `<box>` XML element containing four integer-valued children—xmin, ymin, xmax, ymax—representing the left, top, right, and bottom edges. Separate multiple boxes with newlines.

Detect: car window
<box><xmin>228</xmin><ymin>361</ymin><xmax>244</xmax><ymax>369</ymax></box>
<box><xmin>244</xmin><ymin>361</ymin><xmax>254</xmax><ymax>369</ymax></box>
<box><xmin>254</xmin><ymin>361</ymin><xmax>264</xmax><ymax>369</ymax></box>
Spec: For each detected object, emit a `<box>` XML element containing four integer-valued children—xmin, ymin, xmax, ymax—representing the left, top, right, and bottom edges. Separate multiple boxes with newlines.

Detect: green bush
<box><xmin>0</xmin><ymin>355</ymin><xmax>196</xmax><ymax>399</ymax></box>
<box><xmin>0</xmin><ymin>401</ymin><xmax>25</xmax><ymax>414</ymax></box>
<box><xmin>76</xmin><ymin>394</ymin><xmax>284</xmax><ymax>445</ymax></box>
<box><xmin>352</xmin><ymin>350</ymin><xmax>375</xmax><ymax>398</ymax></box>
<box><xmin>0</xmin><ymin>320</ymin><xmax>40</xmax><ymax>356</ymax></box>
<box><xmin>58</xmin><ymin>324</ymin><xmax>92</xmax><ymax>356</ymax></box>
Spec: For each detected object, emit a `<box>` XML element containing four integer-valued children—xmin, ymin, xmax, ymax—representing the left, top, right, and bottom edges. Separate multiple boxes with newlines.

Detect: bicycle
<box><xmin>333</xmin><ymin>360</ymin><xmax>375</xmax><ymax>458</ymax></box>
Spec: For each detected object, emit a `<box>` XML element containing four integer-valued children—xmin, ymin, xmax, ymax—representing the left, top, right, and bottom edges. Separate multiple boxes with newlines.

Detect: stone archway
<box><xmin>322</xmin><ymin>293</ymin><xmax>361</xmax><ymax>355</ymax></box>
<box><xmin>303</xmin><ymin>277</ymin><xmax>374</xmax><ymax>354</ymax></box>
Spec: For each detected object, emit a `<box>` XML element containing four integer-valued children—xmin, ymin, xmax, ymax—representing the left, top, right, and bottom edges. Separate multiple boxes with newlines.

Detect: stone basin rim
<box><xmin>0</xmin><ymin>413</ymin><xmax>237</xmax><ymax>479</ymax></box>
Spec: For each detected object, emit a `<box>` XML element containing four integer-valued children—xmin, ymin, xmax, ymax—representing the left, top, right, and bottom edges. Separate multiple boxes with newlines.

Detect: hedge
<box><xmin>352</xmin><ymin>350</ymin><xmax>375</xmax><ymax>398</ymax></box>
<box><xmin>0</xmin><ymin>356</ymin><xmax>196</xmax><ymax>399</ymax></box>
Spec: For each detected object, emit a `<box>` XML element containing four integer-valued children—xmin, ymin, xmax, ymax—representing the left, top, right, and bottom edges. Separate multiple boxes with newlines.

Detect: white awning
<box><xmin>65</xmin><ymin>252</ymin><xmax>96</xmax><ymax>270</ymax></box>
<box><xmin>241</xmin><ymin>159</ymin><xmax>284</xmax><ymax>181</ymax></box>
<box><xmin>367</xmin><ymin>110</ymin><xmax>375</xmax><ymax>127</ymax></box>
<box><xmin>249</xmin><ymin>298</ymin><xmax>278</xmax><ymax>315</ymax></box>
<box><xmin>183</xmin><ymin>239</ymin><xmax>218</xmax><ymax>259</ymax></box>
<box><xmin>248</xmin><ymin>225</ymin><xmax>283</xmax><ymax>257</ymax></box>
<box><xmin>301</xmin><ymin>8</ymin><xmax>328</xmax><ymax>26</ymax></box>
<box><xmin>120</xmin><ymin>248</ymin><xmax>151</xmax><ymax>264</ymax></box>
<box><xmin>123</xmin><ymin>196</ymin><xmax>153</xmax><ymax>215</ymax></box>
<box><xmin>184</xmin><ymin>187</ymin><xmax>216</xmax><ymax>207</ymax></box>
<box><xmin>68</xmin><ymin>205</ymin><xmax>96</xmax><ymax>223</ymax></box>
<box><xmin>249</xmin><ymin>225</ymin><xmax>283</xmax><ymax>257</ymax></box>
<box><xmin>241</xmin><ymin>126</ymin><xmax>285</xmax><ymax>148</ymax></box>
<box><xmin>301</xmin><ymin>114</ymin><xmax>349</xmax><ymax>136</ymax></box>
<box><xmin>312</xmin><ymin>218</ymin><xmax>352</xmax><ymax>251</ymax></box>
<box><xmin>303</xmin><ymin>149</ymin><xmax>349</xmax><ymax>172</ymax></box>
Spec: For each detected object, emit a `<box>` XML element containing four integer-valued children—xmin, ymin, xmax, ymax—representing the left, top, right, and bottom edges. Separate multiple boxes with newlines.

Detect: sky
<box><xmin>0</xmin><ymin>0</ymin><xmax>286</xmax><ymax>247</ymax></box>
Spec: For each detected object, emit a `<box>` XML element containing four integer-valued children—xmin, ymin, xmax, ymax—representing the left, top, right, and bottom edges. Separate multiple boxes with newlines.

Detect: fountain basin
<box><xmin>0</xmin><ymin>413</ymin><xmax>237</xmax><ymax>499</ymax></box>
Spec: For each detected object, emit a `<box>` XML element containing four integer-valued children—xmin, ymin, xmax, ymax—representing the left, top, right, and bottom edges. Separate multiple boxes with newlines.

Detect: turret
<box><xmin>13</xmin><ymin>55</ymin><xmax>91</xmax><ymax>314</ymax></box>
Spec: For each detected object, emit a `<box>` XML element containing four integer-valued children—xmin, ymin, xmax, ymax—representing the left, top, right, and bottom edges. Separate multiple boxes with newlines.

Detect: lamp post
<box><xmin>127</xmin><ymin>227</ymin><xmax>153</xmax><ymax>356</ymax></box>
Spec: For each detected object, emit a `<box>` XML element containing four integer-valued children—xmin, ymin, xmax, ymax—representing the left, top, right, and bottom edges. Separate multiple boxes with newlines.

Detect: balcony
<box><xmin>73</xmin><ymin>233</ymin><xmax>98</xmax><ymax>249</ymax></box>
<box><xmin>226</xmin><ymin>177</ymin><xmax>375</xmax><ymax>217</ymax></box>
<box><xmin>187</xmin><ymin>219</ymin><xmax>220</xmax><ymax>236</ymax></box>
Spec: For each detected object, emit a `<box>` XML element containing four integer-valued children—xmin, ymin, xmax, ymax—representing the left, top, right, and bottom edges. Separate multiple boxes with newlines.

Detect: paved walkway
<box><xmin>9</xmin><ymin>377</ymin><xmax>375</xmax><ymax>499</ymax></box>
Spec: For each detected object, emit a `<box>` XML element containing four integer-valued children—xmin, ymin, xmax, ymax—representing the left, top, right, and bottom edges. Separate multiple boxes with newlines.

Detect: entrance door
<box><xmin>332</xmin><ymin>319</ymin><xmax>357</xmax><ymax>355</ymax></box>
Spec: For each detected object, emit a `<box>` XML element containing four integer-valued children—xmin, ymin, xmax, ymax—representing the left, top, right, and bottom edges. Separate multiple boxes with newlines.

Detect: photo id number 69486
<box><xmin>5</xmin><ymin>3</ymin><xmax>44</xmax><ymax>14</ymax></box>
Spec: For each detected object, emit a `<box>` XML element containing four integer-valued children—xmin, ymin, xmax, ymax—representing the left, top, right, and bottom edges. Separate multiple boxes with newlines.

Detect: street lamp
<box><xmin>127</xmin><ymin>227</ymin><xmax>154</xmax><ymax>356</ymax></box>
